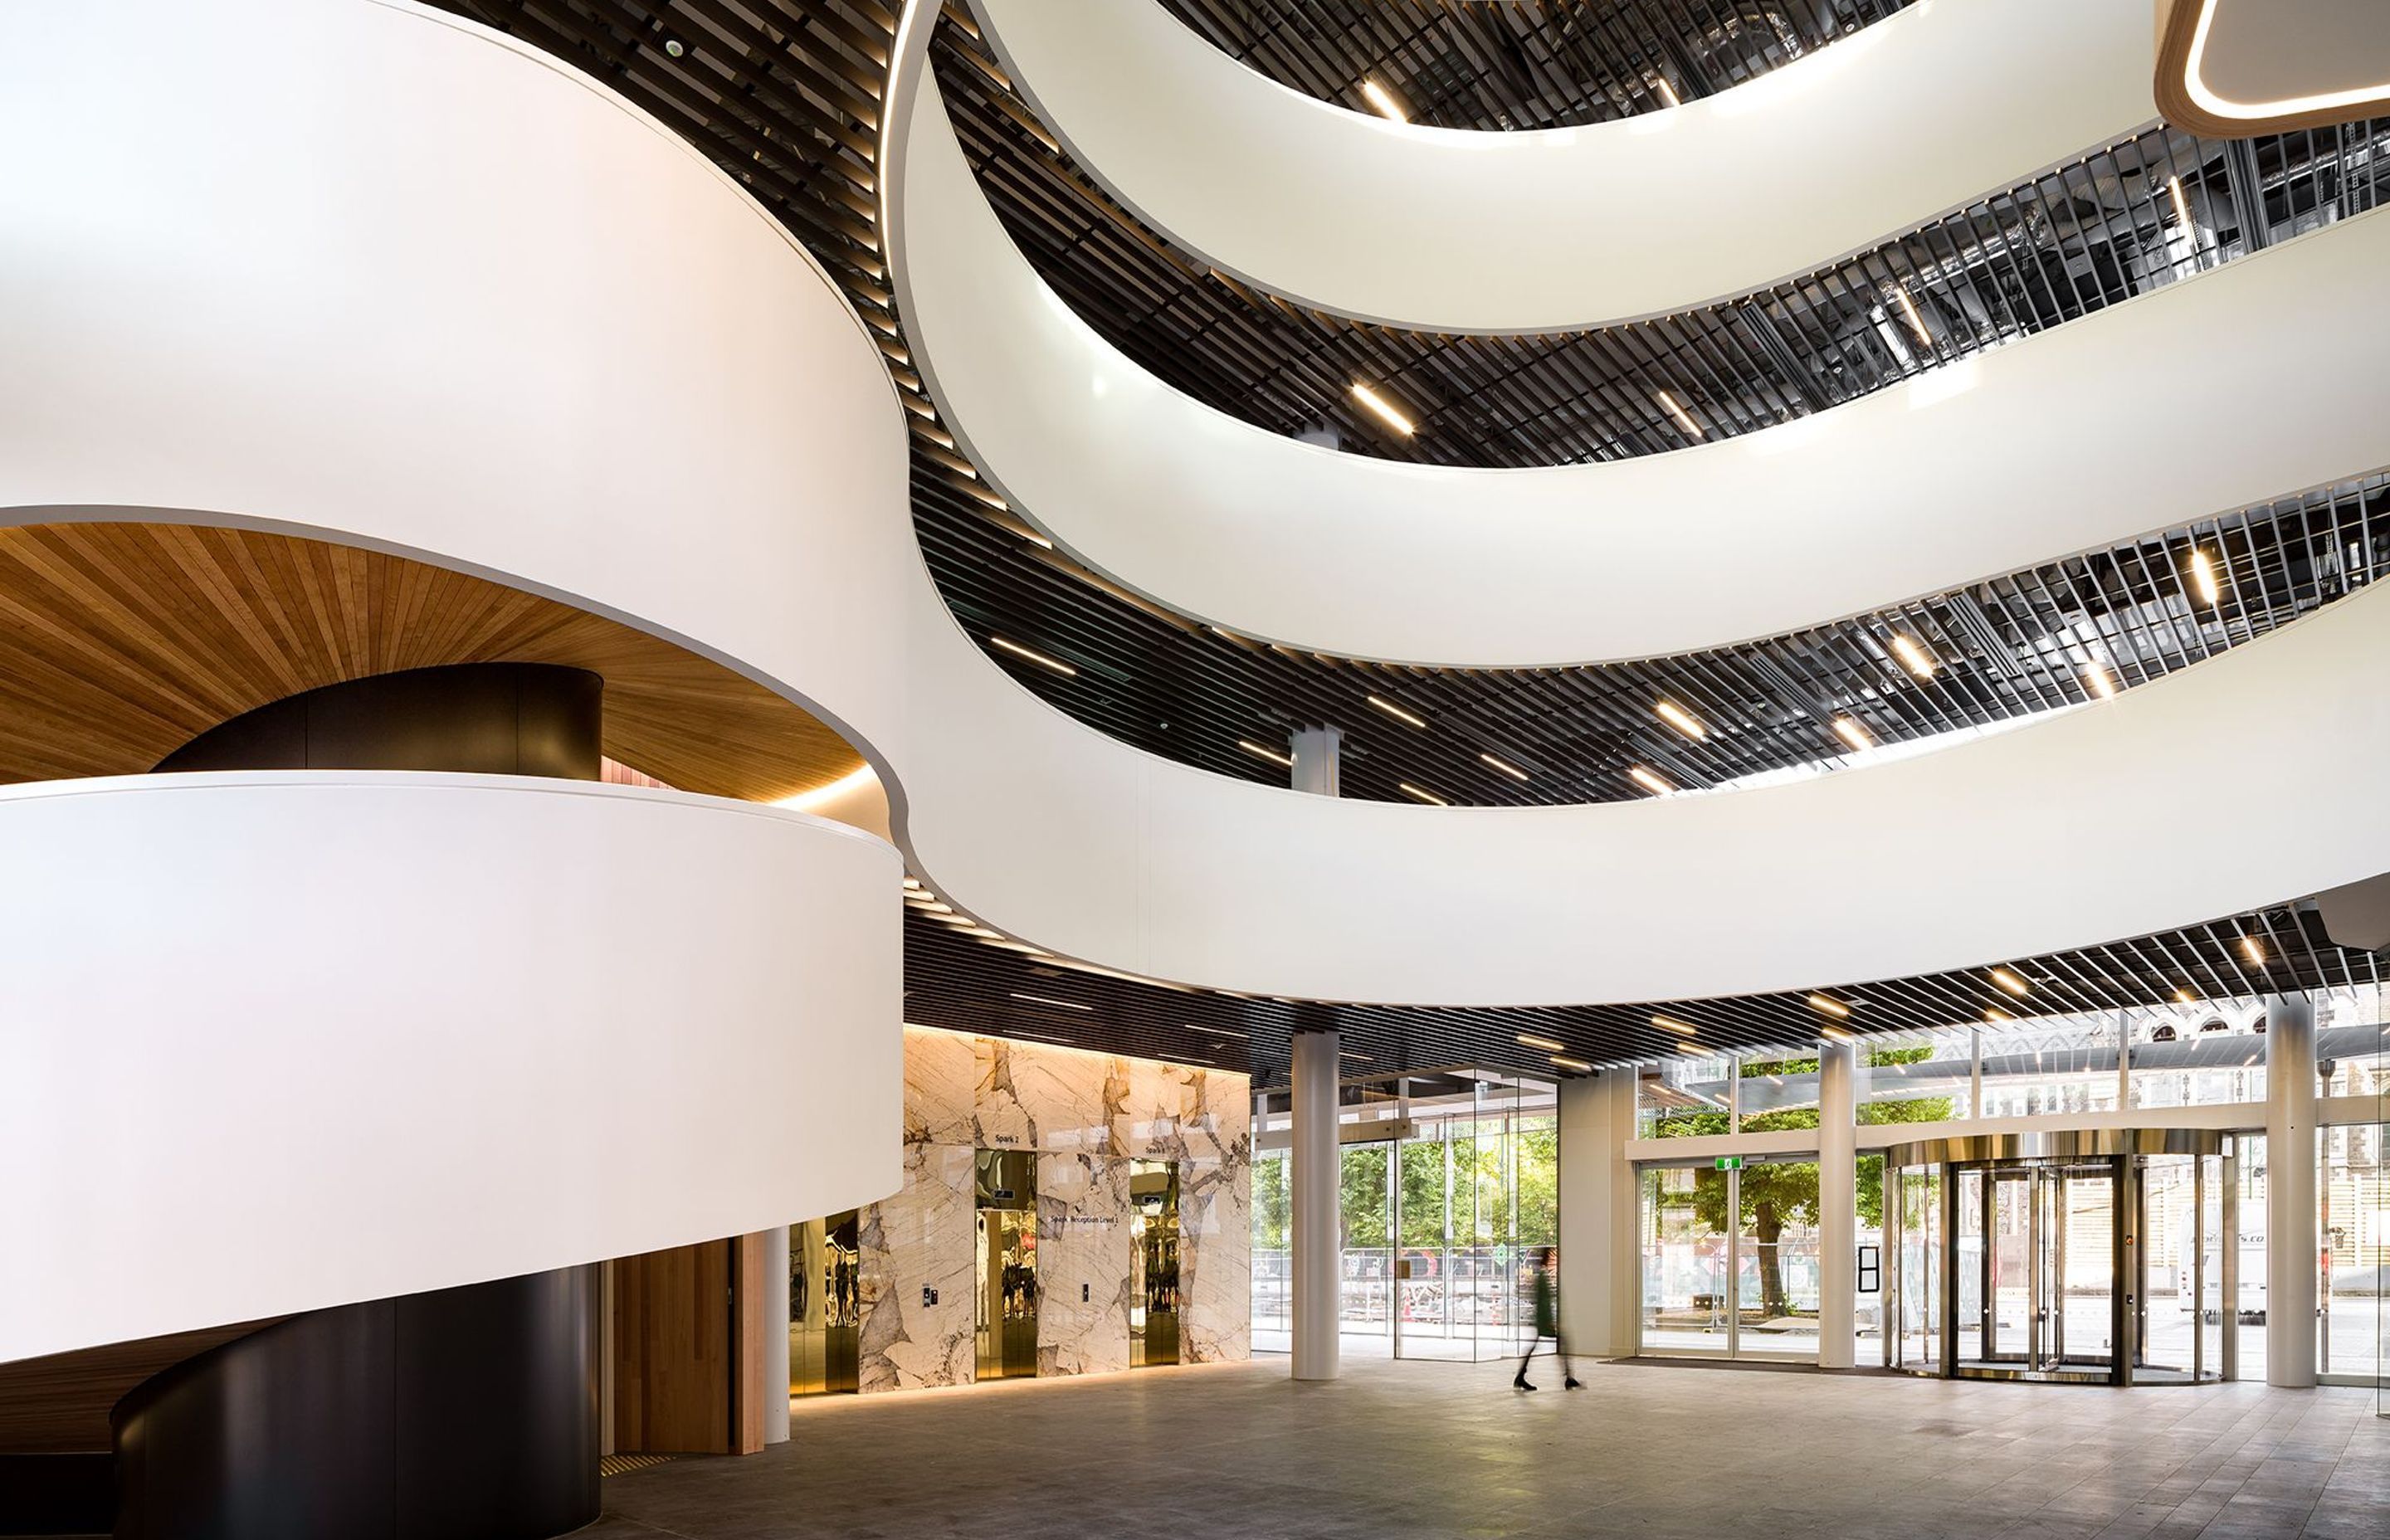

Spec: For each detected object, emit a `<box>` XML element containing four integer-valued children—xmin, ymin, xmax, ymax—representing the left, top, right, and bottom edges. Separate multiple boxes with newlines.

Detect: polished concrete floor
<box><xmin>588</xmin><ymin>1357</ymin><xmax>2388</xmax><ymax>1540</ymax></box>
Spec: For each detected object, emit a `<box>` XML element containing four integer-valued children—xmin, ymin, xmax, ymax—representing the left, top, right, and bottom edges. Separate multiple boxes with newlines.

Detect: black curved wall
<box><xmin>154</xmin><ymin>662</ymin><xmax>602</xmax><ymax>778</ymax></box>
<box><xmin>112</xmin><ymin>1267</ymin><xmax>602</xmax><ymax>1540</ymax></box>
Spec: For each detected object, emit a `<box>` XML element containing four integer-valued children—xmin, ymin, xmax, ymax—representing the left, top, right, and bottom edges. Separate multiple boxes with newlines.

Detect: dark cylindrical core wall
<box><xmin>115</xmin><ymin>661</ymin><xmax>608</xmax><ymax>1539</ymax></box>
<box><xmin>154</xmin><ymin>662</ymin><xmax>602</xmax><ymax>778</ymax></box>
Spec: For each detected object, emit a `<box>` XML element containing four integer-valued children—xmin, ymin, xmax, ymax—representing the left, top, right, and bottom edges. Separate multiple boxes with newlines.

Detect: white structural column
<box><xmin>1557</xmin><ymin>1073</ymin><xmax>1639</xmax><ymax>1357</ymax></box>
<box><xmin>763</xmin><ymin>1224</ymin><xmax>792</xmax><ymax>1445</ymax></box>
<box><xmin>1290</xmin><ymin>1028</ymin><xmax>1342</xmax><ymax>1381</ymax></box>
<box><xmin>1290</xmin><ymin>725</ymin><xmax>1342</xmax><ymax>797</ymax></box>
<box><xmin>1816</xmin><ymin>1039</ymin><xmax>1859</xmax><ymax>1368</ymax></box>
<box><xmin>2264</xmin><ymin>992</ymin><xmax>2319</xmax><ymax>1387</ymax></box>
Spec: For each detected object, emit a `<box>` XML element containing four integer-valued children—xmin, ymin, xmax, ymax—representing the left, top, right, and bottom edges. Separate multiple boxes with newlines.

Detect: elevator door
<box><xmin>975</xmin><ymin>1150</ymin><xmax>1039</xmax><ymax>1381</ymax></box>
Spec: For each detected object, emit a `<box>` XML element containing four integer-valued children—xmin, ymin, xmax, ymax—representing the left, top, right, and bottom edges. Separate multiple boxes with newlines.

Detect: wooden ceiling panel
<box><xmin>0</xmin><ymin>522</ymin><xmax>863</xmax><ymax>800</ymax></box>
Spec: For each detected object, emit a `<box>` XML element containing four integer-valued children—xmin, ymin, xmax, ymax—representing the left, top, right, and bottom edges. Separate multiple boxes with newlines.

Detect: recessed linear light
<box><xmin>1550</xmin><ymin>1055</ymin><xmax>1593</xmax><ymax>1074</ymax></box>
<box><xmin>2167</xmin><ymin>173</ymin><xmax>2194</xmax><ymax>232</ymax></box>
<box><xmin>1237</xmin><ymin>738</ymin><xmax>1295</xmax><ymax>768</ymax></box>
<box><xmin>1651</xmin><ymin>1013</ymin><xmax>1699</xmax><ymax>1036</ymax></box>
<box><xmin>1984</xmin><ymin>1006</ymin><xmax>2012</xmax><ymax>1025</ymax></box>
<box><xmin>1807</xmin><ymin>994</ymin><xmax>1851</xmax><ymax>1019</ymax></box>
<box><xmin>1890</xmin><ymin>286</ymin><xmax>1932</xmax><ymax>349</ymax></box>
<box><xmin>1480</xmin><ymin>752</ymin><xmax>1531</xmax><ymax>783</ymax></box>
<box><xmin>2240</xmin><ymin>935</ymin><xmax>2266</xmax><ymax>967</ymax></box>
<box><xmin>990</xmin><ymin>636</ymin><xmax>1077</xmax><ymax>677</ymax></box>
<box><xmin>1516</xmin><ymin>1032</ymin><xmax>1567</xmax><ymax>1052</ymax></box>
<box><xmin>1627</xmin><ymin>765</ymin><xmax>1674</xmax><ymax>797</ymax></box>
<box><xmin>1194</xmin><ymin>1024</ymin><xmax>1250</xmax><ymax>1039</ymax></box>
<box><xmin>2174</xmin><ymin>988</ymin><xmax>2196</xmax><ymax>1005</ymax></box>
<box><xmin>1821</xmin><ymin>1026</ymin><xmax>1855</xmax><ymax>1044</ymax></box>
<box><xmin>2188</xmin><ymin>547</ymin><xmax>2222</xmax><ymax>606</ymax></box>
<box><xmin>1654</xmin><ymin>699</ymin><xmax>1706</xmax><ymax>739</ymax></box>
<box><xmin>1360</xmin><ymin>77</ymin><xmax>1407</xmax><ymax>122</ymax></box>
<box><xmin>1342</xmin><ymin>1050</ymin><xmax>1373</xmax><ymax>1063</ymax></box>
<box><xmin>1832</xmin><ymin>715</ymin><xmax>1875</xmax><ymax>753</ymax></box>
<box><xmin>2084</xmin><ymin>661</ymin><xmax>2118</xmax><ymax>699</ymax></box>
<box><xmin>1366</xmin><ymin>694</ymin><xmax>1427</xmax><ymax>729</ymax></box>
<box><xmin>1350</xmin><ymin>382</ymin><xmax>1416</xmax><ymax>436</ymax></box>
<box><xmin>1651</xmin><ymin>77</ymin><xmax>1680</xmax><ymax>109</ymax></box>
<box><xmin>1397</xmin><ymin>782</ymin><xmax>1448</xmax><ymax>806</ymax></box>
<box><xmin>1654</xmin><ymin>389</ymin><xmax>1704</xmax><ymax>441</ymax></box>
<box><xmin>1990</xmin><ymin>967</ymin><xmax>2031</xmax><ymax>997</ymax></box>
<box><xmin>1010</xmin><ymin>992</ymin><xmax>1093</xmax><ymax>1012</ymax></box>
<box><xmin>1889</xmin><ymin>633</ymin><xmax>1936</xmax><ymax>679</ymax></box>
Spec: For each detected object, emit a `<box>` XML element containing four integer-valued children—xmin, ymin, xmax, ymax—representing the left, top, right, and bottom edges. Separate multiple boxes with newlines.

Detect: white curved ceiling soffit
<box><xmin>965</xmin><ymin>0</ymin><xmax>2159</xmax><ymax>334</ymax></box>
<box><xmin>883</xmin><ymin>35</ymin><xmax>2390</xmax><ymax>670</ymax></box>
<box><xmin>12</xmin><ymin>0</ymin><xmax>2390</xmax><ymax>1020</ymax></box>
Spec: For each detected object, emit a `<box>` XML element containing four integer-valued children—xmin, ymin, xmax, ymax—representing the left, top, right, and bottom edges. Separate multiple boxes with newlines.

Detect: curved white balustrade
<box><xmin>0</xmin><ymin>774</ymin><xmax>900</xmax><ymax>1363</ymax></box>
<box><xmin>968</xmin><ymin>0</ymin><xmax>2155</xmax><ymax>333</ymax></box>
<box><xmin>8</xmin><ymin>0</ymin><xmax>2390</xmax><ymax>1105</ymax></box>
<box><xmin>887</xmin><ymin>46</ymin><xmax>2390</xmax><ymax>667</ymax></box>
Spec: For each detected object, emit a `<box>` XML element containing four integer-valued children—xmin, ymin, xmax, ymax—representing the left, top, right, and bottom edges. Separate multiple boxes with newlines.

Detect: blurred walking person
<box><xmin>1513</xmin><ymin>1246</ymin><xmax>1579</xmax><ymax>1391</ymax></box>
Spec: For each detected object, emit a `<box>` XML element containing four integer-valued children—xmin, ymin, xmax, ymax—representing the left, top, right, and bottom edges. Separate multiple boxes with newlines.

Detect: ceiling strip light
<box><xmin>1889</xmin><ymin>634</ymin><xmax>1936</xmax><ymax>679</ymax></box>
<box><xmin>1237</xmin><ymin>738</ymin><xmax>1295</xmax><ymax>768</ymax></box>
<box><xmin>2173</xmin><ymin>988</ymin><xmax>2196</xmax><ymax>1005</ymax></box>
<box><xmin>990</xmin><ymin>636</ymin><xmax>1077</xmax><ymax>677</ymax></box>
<box><xmin>1365</xmin><ymin>694</ymin><xmax>1427</xmax><ymax>729</ymax></box>
<box><xmin>1807</xmin><ymin>994</ymin><xmax>1851</xmax><ymax>1019</ymax></box>
<box><xmin>1651</xmin><ymin>77</ymin><xmax>1681</xmax><ymax>109</ymax></box>
<box><xmin>1654</xmin><ymin>699</ymin><xmax>1707</xmax><ymax>739</ymax></box>
<box><xmin>1990</xmin><ymin>967</ymin><xmax>2031</xmax><ymax>997</ymax></box>
<box><xmin>1010</xmin><ymin>992</ymin><xmax>1092</xmax><ymax>1012</ymax></box>
<box><xmin>1397</xmin><ymin>782</ymin><xmax>1449</xmax><ymax>806</ymax></box>
<box><xmin>1654</xmin><ymin>389</ymin><xmax>1704</xmax><ymax>441</ymax></box>
<box><xmin>2083</xmin><ymin>661</ymin><xmax>2118</xmax><ymax>699</ymax></box>
<box><xmin>1550</xmin><ymin>1055</ymin><xmax>1593</xmax><ymax>1074</ymax></box>
<box><xmin>1983</xmin><ymin>1006</ymin><xmax>2012</xmax><ymax>1025</ymax></box>
<box><xmin>1651</xmin><ymin>1013</ymin><xmax>1699</xmax><ymax>1036</ymax></box>
<box><xmin>1516</xmin><ymin>1033</ymin><xmax>1567</xmax><ymax>1052</ymax></box>
<box><xmin>1832</xmin><ymin>715</ymin><xmax>1875</xmax><ymax>753</ymax></box>
<box><xmin>1890</xmin><ymin>286</ymin><xmax>1932</xmax><ymax>349</ymax></box>
<box><xmin>1821</xmin><ymin>1026</ymin><xmax>1855</xmax><ymax>1043</ymax></box>
<box><xmin>1350</xmin><ymin>381</ymin><xmax>1417</xmax><ymax>436</ymax></box>
<box><xmin>2188</xmin><ymin>547</ymin><xmax>2222</xmax><ymax>606</ymax></box>
<box><xmin>1627</xmin><ymin>765</ymin><xmax>1674</xmax><ymax>797</ymax></box>
<box><xmin>1479</xmin><ymin>752</ymin><xmax>1531</xmax><ymax>783</ymax></box>
<box><xmin>1359</xmin><ymin>78</ymin><xmax>1407</xmax><ymax>122</ymax></box>
<box><xmin>2167</xmin><ymin>173</ymin><xmax>2195</xmax><ymax>232</ymax></box>
<box><xmin>2240</xmin><ymin>935</ymin><xmax>2266</xmax><ymax>967</ymax></box>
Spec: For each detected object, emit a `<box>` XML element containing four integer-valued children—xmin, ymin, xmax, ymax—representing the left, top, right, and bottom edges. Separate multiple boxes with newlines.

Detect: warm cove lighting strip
<box><xmin>2172</xmin><ymin>0</ymin><xmax>2390</xmax><ymax>129</ymax></box>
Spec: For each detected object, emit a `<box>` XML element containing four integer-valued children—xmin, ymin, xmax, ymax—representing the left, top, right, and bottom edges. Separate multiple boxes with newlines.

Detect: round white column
<box><xmin>2264</xmin><ymin>992</ymin><xmax>2318</xmax><ymax>1387</ymax></box>
<box><xmin>1817</xmin><ymin>1038</ymin><xmax>1859</xmax><ymax>1368</ymax></box>
<box><xmin>1290</xmin><ymin>1029</ymin><xmax>1342</xmax><ymax>1381</ymax></box>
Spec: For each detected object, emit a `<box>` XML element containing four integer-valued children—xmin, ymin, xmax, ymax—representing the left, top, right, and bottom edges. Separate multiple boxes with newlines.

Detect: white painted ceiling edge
<box><xmin>0</xmin><ymin>774</ymin><xmax>901</xmax><ymax>1362</ymax></box>
<box><xmin>12</xmin><ymin>0</ymin><xmax>2390</xmax><ymax>1021</ymax></box>
<box><xmin>887</xmin><ymin>53</ymin><xmax>2390</xmax><ymax>668</ymax></box>
<box><xmin>965</xmin><ymin>0</ymin><xmax>2156</xmax><ymax>334</ymax></box>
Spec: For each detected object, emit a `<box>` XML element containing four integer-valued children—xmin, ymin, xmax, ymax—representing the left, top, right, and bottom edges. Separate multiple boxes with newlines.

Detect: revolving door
<box><xmin>1885</xmin><ymin>1130</ymin><xmax>2232</xmax><ymax>1385</ymax></box>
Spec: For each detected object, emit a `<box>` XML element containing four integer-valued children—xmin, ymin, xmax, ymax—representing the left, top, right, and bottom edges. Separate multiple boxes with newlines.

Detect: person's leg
<box><xmin>1558</xmin><ymin>1331</ymin><xmax>1581</xmax><ymax>1388</ymax></box>
<box><xmin>1514</xmin><ymin>1333</ymin><xmax>1541</xmax><ymax>1389</ymax></box>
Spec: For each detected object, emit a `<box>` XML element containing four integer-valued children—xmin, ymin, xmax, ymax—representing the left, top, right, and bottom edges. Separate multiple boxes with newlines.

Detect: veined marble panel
<box><xmin>1034</xmin><ymin>1150</ymin><xmax>1130</xmax><ymax>1377</ymax></box>
<box><xmin>903</xmin><ymin>1026</ymin><xmax>974</xmax><ymax>1147</ymax></box>
<box><xmin>856</xmin><ymin>1141</ymin><xmax>975</xmax><ymax>1391</ymax></box>
<box><xmin>1112</xmin><ymin>1057</ymin><xmax>1195</xmax><ymax>1159</ymax></box>
<box><xmin>1179</xmin><ymin>1065</ymin><xmax>1252</xmax><ymax>1362</ymax></box>
<box><xmin>977</xmin><ymin>1036</ymin><xmax>1117</xmax><ymax>1153</ymax></box>
<box><xmin>1180</xmin><ymin>1067</ymin><xmax>1250</xmax><ymax>1167</ymax></box>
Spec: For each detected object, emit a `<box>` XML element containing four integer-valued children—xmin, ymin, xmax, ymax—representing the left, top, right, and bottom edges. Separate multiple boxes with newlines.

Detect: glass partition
<box><xmin>1339</xmin><ymin>1143</ymin><xmax>1393</xmax><ymax>1348</ymax></box>
<box><xmin>1251</xmin><ymin>1148</ymin><xmax>1289</xmax><ymax>1352</ymax></box>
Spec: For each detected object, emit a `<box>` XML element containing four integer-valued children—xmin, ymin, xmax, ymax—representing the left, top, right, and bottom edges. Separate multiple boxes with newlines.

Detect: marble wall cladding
<box><xmin>851</xmin><ymin>1029</ymin><xmax>1250</xmax><ymax>1388</ymax></box>
<box><xmin>1033</xmin><ymin>1150</ymin><xmax>1131</xmax><ymax>1377</ymax></box>
<box><xmin>902</xmin><ymin>1026</ymin><xmax>974</xmax><ymax>1147</ymax></box>
<box><xmin>856</xmin><ymin>1140</ymin><xmax>975</xmax><ymax>1392</ymax></box>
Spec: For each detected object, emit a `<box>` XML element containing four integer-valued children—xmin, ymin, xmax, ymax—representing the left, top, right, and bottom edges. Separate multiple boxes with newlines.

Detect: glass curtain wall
<box><xmin>2319</xmin><ymin>1011</ymin><xmax>2388</xmax><ymax>1397</ymax></box>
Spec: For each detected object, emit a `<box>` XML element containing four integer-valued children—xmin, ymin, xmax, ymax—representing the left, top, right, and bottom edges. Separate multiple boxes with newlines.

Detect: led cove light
<box><xmin>1550</xmin><ymin>1055</ymin><xmax>1593</xmax><ymax>1074</ymax></box>
<box><xmin>1350</xmin><ymin>382</ymin><xmax>1416</xmax><ymax>436</ymax></box>
<box><xmin>1832</xmin><ymin>715</ymin><xmax>1875</xmax><ymax>753</ymax></box>
<box><xmin>1365</xmin><ymin>694</ymin><xmax>1427</xmax><ymax>729</ymax></box>
<box><xmin>1516</xmin><ymin>1033</ymin><xmax>1567</xmax><ymax>1052</ymax></box>
<box><xmin>1651</xmin><ymin>1013</ymin><xmax>1699</xmax><ymax>1036</ymax></box>
<box><xmin>1397</xmin><ymin>782</ymin><xmax>1448</xmax><ymax>806</ymax></box>
<box><xmin>1889</xmin><ymin>633</ymin><xmax>1935</xmax><ymax>679</ymax></box>
<box><xmin>2188</xmin><ymin>548</ymin><xmax>2222</xmax><ymax>606</ymax></box>
<box><xmin>2083</xmin><ymin>661</ymin><xmax>2118</xmax><ymax>699</ymax></box>
<box><xmin>1627</xmin><ymin>765</ymin><xmax>1674</xmax><ymax>797</ymax></box>
<box><xmin>1359</xmin><ymin>78</ymin><xmax>1406</xmax><ymax>122</ymax></box>
<box><xmin>1807</xmin><ymin>994</ymin><xmax>1851</xmax><ymax>1019</ymax></box>
<box><xmin>1654</xmin><ymin>389</ymin><xmax>1704</xmax><ymax>440</ymax></box>
<box><xmin>1654</xmin><ymin>699</ymin><xmax>1706</xmax><ymax>739</ymax></box>
<box><xmin>990</xmin><ymin>636</ymin><xmax>1076</xmax><ymax>676</ymax></box>
<box><xmin>1479</xmin><ymin>752</ymin><xmax>1531</xmax><ymax>783</ymax></box>
<box><xmin>1237</xmin><ymin>738</ymin><xmax>1295</xmax><ymax>768</ymax></box>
